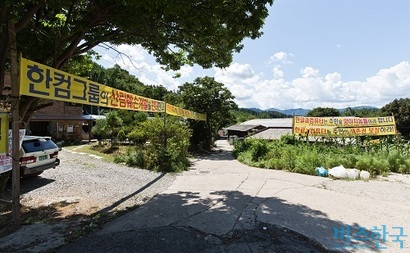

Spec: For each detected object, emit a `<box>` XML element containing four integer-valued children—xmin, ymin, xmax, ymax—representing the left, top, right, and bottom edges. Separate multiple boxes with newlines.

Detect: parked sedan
<box><xmin>20</xmin><ymin>136</ymin><xmax>60</xmax><ymax>177</ymax></box>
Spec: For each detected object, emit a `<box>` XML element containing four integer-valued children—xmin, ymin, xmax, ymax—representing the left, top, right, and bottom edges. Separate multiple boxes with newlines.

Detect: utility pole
<box><xmin>9</xmin><ymin>20</ymin><xmax>21</xmax><ymax>225</ymax></box>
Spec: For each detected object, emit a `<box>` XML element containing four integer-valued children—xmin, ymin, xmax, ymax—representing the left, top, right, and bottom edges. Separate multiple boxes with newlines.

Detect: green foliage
<box><xmin>381</xmin><ymin>98</ymin><xmax>410</xmax><ymax>138</ymax></box>
<box><xmin>341</xmin><ymin>107</ymin><xmax>381</xmax><ymax>117</ymax></box>
<box><xmin>93</xmin><ymin>110</ymin><xmax>149</xmax><ymax>144</ymax></box>
<box><xmin>179</xmin><ymin>77</ymin><xmax>237</xmax><ymax>150</ymax></box>
<box><xmin>125</xmin><ymin>149</ymin><xmax>145</xmax><ymax>168</ymax></box>
<box><xmin>250</xmin><ymin>140</ymin><xmax>269</xmax><ymax>162</ymax></box>
<box><xmin>116</xmin><ymin>117</ymin><xmax>192</xmax><ymax>172</ymax></box>
<box><xmin>280</xmin><ymin>134</ymin><xmax>296</xmax><ymax>145</ymax></box>
<box><xmin>230</xmin><ymin>108</ymin><xmax>291</xmax><ymax>123</ymax></box>
<box><xmin>2</xmin><ymin>0</ymin><xmax>274</xmax><ymax>121</ymax></box>
<box><xmin>234</xmin><ymin>136</ymin><xmax>410</xmax><ymax>177</ymax></box>
<box><xmin>307</xmin><ymin>107</ymin><xmax>340</xmax><ymax>117</ymax></box>
<box><xmin>127</xmin><ymin>128</ymin><xmax>147</xmax><ymax>146</ymax></box>
<box><xmin>117</xmin><ymin>130</ymin><xmax>126</xmax><ymax>141</ymax></box>
<box><xmin>233</xmin><ymin>139</ymin><xmax>252</xmax><ymax>158</ymax></box>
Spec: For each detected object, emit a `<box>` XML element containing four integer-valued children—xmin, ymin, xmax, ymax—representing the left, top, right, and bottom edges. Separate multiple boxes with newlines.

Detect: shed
<box><xmin>226</xmin><ymin>124</ymin><xmax>266</xmax><ymax>139</ymax></box>
<box><xmin>249</xmin><ymin>128</ymin><xmax>293</xmax><ymax>140</ymax></box>
<box><xmin>241</xmin><ymin>118</ymin><xmax>294</xmax><ymax>140</ymax></box>
<box><xmin>241</xmin><ymin>118</ymin><xmax>293</xmax><ymax>128</ymax></box>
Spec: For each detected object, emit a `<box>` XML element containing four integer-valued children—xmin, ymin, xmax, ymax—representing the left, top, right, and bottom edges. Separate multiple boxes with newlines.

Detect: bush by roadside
<box><xmin>234</xmin><ymin>135</ymin><xmax>410</xmax><ymax>177</ymax></box>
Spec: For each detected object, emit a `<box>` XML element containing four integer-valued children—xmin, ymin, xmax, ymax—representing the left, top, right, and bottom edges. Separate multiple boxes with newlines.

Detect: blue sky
<box><xmin>95</xmin><ymin>0</ymin><xmax>410</xmax><ymax>110</ymax></box>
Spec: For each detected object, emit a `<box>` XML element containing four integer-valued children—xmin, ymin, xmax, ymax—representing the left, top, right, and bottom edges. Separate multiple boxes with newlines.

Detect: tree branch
<box><xmin>15</xmin><ymin>0</ymin><xmax>45</xmax><ymax>33</ymax></box>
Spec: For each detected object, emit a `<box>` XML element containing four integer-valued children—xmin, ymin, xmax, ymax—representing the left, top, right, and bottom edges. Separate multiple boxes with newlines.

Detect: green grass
<box><xmin>234</xmin><ymin>136</ymin><xmax>410</xmax><ymax>177</ymax></box>
<box><xmin>63</xmin><ymin>143</ymin><xmax>127</xmax><ymax>163</ymax></box>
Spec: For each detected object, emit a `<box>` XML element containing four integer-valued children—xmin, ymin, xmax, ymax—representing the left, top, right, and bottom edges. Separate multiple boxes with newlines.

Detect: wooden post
<box><xmin>9</xmin><ymin>20</ymin><xmax>21</xmax><ymax>225</ymax></box>
<box><xmin>163</xmin><ymin>103</ymin><xmax>167</xmax><ymax>149</ymax></box>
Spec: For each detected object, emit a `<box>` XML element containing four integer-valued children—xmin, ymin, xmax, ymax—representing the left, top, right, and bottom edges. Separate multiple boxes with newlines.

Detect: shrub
<box><xmin>233</xmin><ymin>139</ymin><xmax>252</xmax><ymax>158</ymax></box>
<box><xmin>250</xmin><ymin>140</ymin><xmax>269</xmax><ymax>162</ymax></box>
<box><xmin>134</xmin><ymin>117</ymin><xmax>191</xmax><ymax>172</ymax></box>
<box><xmin>233</xmin><ymin>135</ymin><xmax>410</xmax><ymax>177</ymax></box>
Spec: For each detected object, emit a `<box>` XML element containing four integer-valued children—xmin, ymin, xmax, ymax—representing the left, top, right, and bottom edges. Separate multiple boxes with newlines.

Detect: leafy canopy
<box><xmin>179</xmin><ymin>76</ymin><xmax>237</xmax><ymax>150</ymax></box>
<box><xmin>1</xmin><ymin>0</ymin><xmax>273</xmax><ymax>119</ymax></box>
<box><xmin>306</xmin><ymin>107</ymin><xmax>340</xmax><ymax>117</ymax></box>
<box><xmin>381</xmin><ymin>98</ymin><xmax>410</xmax><ymax>138</ymax></box>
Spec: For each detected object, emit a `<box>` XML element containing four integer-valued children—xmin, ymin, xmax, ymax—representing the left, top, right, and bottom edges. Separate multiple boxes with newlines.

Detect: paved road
<box><xmin>56</xmin><ymin>140</ymin><xmax>410</xmax><ymax>253</ymax></box>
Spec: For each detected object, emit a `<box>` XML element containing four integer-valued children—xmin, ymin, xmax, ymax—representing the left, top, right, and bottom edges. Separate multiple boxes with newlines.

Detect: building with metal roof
<box><xmin>240</xmin><ymin>118</ymin><xmax>293</xmax><ymax>128</ymax></box>
<box><xmin>249</xmin><ymin>128</ymin><xmax>293</xmax><ymax>140</ymax></box>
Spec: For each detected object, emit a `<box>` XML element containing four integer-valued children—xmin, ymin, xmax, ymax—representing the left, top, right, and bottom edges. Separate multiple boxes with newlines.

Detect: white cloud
<box><xmin>301</xmin><ymin>67</ymin><xmax>320</xmax><ymax>78</ymax></box>
<box><xmin>211</xmin><ymin>61</ymin><xmax>410</xmax><ymax>110</ymax></box>
<box><xmin>95</xmin><ymin>45</ymin><xmax>410</xmax><ymax>111</ymax></box>
<box><xmin>272</xmin><ymin>67</ymin><xmax>284</xmax><ymax>79</ymax></box>
<box><xmin>269</xmin><ymin>51</ymin><xmax>294</xmax><ymax>65</ymax></box>
<box><xmin>116</xmin><ymin>44</ymin><xmax>145</xmax><ymax>62</ymax></box>
<box><xmin>95</xmin><ymin>44</ymin><xmax>192</xmax><ymax>91</ymax></box>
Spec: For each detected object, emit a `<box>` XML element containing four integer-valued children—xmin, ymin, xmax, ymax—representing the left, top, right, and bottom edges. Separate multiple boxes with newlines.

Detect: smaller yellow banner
<box><xmin>166</xmin><ymin>103</ymin><xmax>206</xmax><ymax>121</ymax></box>
<box><xmin>294</xmin><ymin>125</ymin><xmax>396</xmax><ymax>137</ymax></box>
<box><xmin>294</xmin><ymin>116</ymin><xmax>395</xmax><ymax>127</ymax></box>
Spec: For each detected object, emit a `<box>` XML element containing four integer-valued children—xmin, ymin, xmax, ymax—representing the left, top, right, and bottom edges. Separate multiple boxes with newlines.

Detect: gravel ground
<box><xmin>19</xmin><ymin>146</ymin><xmax>176</xmax><ymax>218</ymax></box>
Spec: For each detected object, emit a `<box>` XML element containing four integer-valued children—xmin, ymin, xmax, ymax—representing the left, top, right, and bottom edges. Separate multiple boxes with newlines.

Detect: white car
<box><xmin>20</xmin><ymin>136</ymin><xmax>60</xmax><ymax>177</ymax></box>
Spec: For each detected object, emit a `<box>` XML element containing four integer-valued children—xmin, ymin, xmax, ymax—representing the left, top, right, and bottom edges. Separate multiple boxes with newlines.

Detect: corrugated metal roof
<box><xmin>241</xmin><ymin>118</ymin><xmax>293</xmax><ymax>128</ymax></box>
<box><xmin>249</xmin><ymin>128</ymin><xmax>293</xmax><ymax>140</ymax></box>
<box><xmin>226</xmin><ymin>124</ymin><xmax>261</xmax><ymax>131</ymax></box>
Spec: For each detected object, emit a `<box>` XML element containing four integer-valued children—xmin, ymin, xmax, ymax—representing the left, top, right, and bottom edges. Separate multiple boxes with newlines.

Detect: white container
<box><xmin>346</xmin><ymin>168</ymin><xmax>359</xmax><ymax>180</ymax></box>
<box><xmin>360</xmin><ymin>170</ymin><xmax>370</xmax><ymax>180</ymax></box>
<box><xmin>329</xmin><ymin>165</ymin><xmax>348</xmax><ymax>179</ymax></box>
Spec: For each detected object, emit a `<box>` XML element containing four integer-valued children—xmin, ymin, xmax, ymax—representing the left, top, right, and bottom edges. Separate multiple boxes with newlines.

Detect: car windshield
<box><xmin>22</xmin><ymin>139</ymin><xmax>58</xmax><ymax>153</ymax></box>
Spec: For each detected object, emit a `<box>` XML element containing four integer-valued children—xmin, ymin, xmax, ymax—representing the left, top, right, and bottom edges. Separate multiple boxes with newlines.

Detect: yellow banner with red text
<box><xmin>19</xmin><ymin>57</ymin><xmax>206</xmax><ymax>120</ymax></box>
<box><xmin>293</xmin><ymin>116</ymin><xmax>396</xmax><ymax>137</ymax></box>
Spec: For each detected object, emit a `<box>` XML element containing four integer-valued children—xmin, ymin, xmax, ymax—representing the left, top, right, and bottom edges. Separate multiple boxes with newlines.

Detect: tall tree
<box><xmin>306</xmin><ymin>107</ymin><xmax>340</xmax><ymax>117</ymax></box>
<box><xmin>179</xmin><ymin>77</ymin><xmax>237</xmax><ymax>150</ymax></box>
<box><xmin>1</xmin><ymin>0</ymin><xmax>273</xmax><ymax>120</ymax></box>
<box><xmin>380</xmin><ymin>98</ymin><xmax>410</xmax><ymax>138</ymax></box>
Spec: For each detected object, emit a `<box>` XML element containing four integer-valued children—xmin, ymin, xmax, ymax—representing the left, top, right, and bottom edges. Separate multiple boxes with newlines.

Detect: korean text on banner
<box><xmin>293</xmin><ymin>116</ymin><xmax>397</xmax><ymax>137</ymax></box>
<box><xmin>294</xmin><ymin>125</ymin><xmax>397</xmax><ymax>137</ymax></box>
<box><xmin>165</xmin><ymin>103</ymin><xmax>207</xmax><ymax>121</ymax></box>
<box><xmin>294</xmin><ymin>116</ymin><xmax>395</xmax><ymax>127</ymax></box>
<box><xmin>19</xmin><ymin>57</ymin><xmax>165</xmax><ymax>113</ymax></box>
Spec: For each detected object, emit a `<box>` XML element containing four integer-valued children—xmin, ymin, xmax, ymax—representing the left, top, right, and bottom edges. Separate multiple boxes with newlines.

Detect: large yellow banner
<box><xmin>165</xmin><ymin>103</ymin><xmax>206</xmax><ymax>121</ymax></box>
<box><xmin>293</xmin><ymin>116</ymin><xmax>397</xmax><ymax>137</ymax></box>
<box><xmin>20</xmin><ymin>57</ymin><xmax>166</xmax><ymax>113</ymax></box>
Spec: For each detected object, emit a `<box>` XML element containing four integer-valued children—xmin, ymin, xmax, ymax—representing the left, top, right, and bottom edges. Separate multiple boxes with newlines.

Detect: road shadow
<box><xmin>0</xmin><ymin>172</ymin><xmax>169</xmax><ymax>249</ymax></box>
<box><xmin>2</xmin><ymin>175</ymin><xmax>55</xmax><ymax>199</ymax></box>
<box><xmin>193</xmin><ymin>149</ymin><xmax>235</xmax><ymax>161</ymax></box>
<box><xmin>96</xmin><ymin>172</ymin><xmax>167</xmax><ymax>215</ymax></box>
<box><xmin>57</xmin><ymin>190</ymin><xmax>386</xmax><ymax>252</ymax></box>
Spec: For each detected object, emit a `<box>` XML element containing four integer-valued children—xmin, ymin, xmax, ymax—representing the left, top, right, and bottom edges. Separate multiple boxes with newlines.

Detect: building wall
<box><xmin>30</xmin><ymin>102</ymin><xmax>85</xmax><ymax>141</ymax></box>
<box><xmin>37</xmin><ymin>101</ymin><xmax>82</xmax><ymax>115</ymax></box>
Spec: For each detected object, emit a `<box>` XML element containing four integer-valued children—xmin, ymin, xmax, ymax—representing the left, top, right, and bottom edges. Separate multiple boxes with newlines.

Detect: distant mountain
<box><xmin>247</xmin><ymin>108</ymin><xmax>263</xmax><ymax>113</ymax></box>
<box><xmin>338</xmin><ymin>106</ymin><xmax>379</xmax><ymax>113</ymax></box>
<box><xmin>266</xmin><ymin>108</ymin><xmax>309</xmax><ymax>116</ymax></box>
<box><xmin>250</xmin><ymin>106</ymin><xmax>380</xmax><ymax>116</ymax></box>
